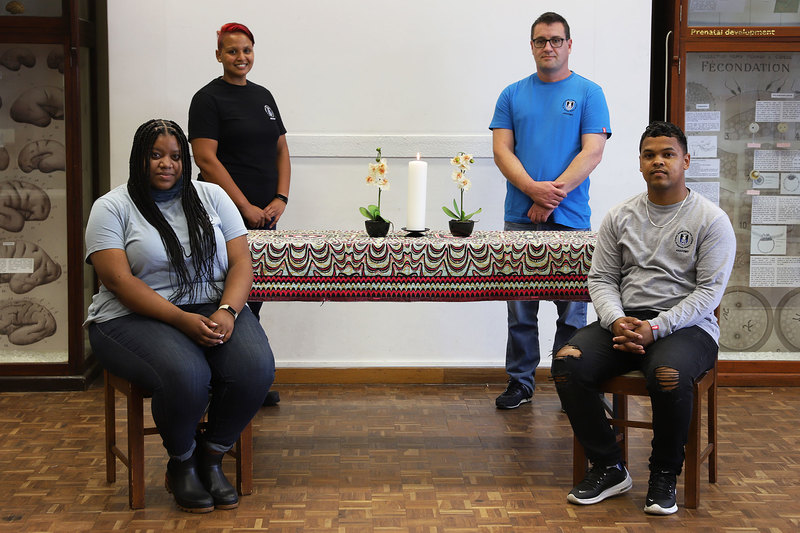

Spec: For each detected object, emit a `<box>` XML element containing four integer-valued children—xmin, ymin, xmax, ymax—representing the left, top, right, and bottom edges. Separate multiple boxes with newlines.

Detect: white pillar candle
<box><xmin>407</xmin><ymin>154</ymin><xmax>428</xmax><ymax>230</ymax></box>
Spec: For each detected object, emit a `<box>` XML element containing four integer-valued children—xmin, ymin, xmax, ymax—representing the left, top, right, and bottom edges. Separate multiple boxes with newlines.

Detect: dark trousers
<box><xmin>551</xmin><ymin>317</ymin><xmax>717</xmax><ymax>475</ymax></box>
<box><xmin>89</xmin><ymin>303</ymin><xmax>275</xmax><ymax>459</ymax></box>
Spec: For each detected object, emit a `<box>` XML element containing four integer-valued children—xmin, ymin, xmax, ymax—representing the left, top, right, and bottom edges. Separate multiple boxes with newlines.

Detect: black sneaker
<box><xmin>567</xmin><ymin>463</ymin><xmax>632</xmax><ymax>505</ymax></box>
<box><xmin>495</xmin><ymin>380</ymin><xmax>532</xmax><ymax>409</ymax></box>
<box><xmin>644</xmin><ymin>471</ymin><xmax>677</xmax><ymax>515</ymax></box>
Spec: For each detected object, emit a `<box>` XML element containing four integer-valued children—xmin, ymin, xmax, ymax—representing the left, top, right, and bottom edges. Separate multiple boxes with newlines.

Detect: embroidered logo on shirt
<box><xmin>264</xmin><ymin>105</ymin><xmax>276</xmax><ymax>120</ymax></box>
<box><xmin>562</xmin><ymin>99</ymin><xmax>576</xmax><ymax>113</ymax></box>
<box><xmin>675</xmin><ymin>230</ymin><xmax>693</xmax><ymax>249</ymax></box>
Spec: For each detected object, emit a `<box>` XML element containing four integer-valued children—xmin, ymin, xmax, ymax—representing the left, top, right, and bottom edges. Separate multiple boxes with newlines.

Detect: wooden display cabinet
<box><xmin>654</xmin><ymin>0</ymin><xmax>800</xmax><ymax>385</ymax></box>
<box><xmin>0</xmin><ymin>0</ymin><xmax>103</xmax><ymax>390</ymax></box>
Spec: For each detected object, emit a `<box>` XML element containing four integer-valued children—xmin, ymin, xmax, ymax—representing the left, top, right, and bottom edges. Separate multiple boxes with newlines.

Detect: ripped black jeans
<box><xmin>551</xmin><ymin>317</ymin><xmax>717</xmax><ymax>475</ymax></box>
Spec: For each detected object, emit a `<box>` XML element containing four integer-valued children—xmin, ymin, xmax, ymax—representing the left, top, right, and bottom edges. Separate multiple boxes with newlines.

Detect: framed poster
<box><xmin>0</xmin><ymin>43</ymin><xmax>68</xmax><ymax>363</ymax></box>
<box><xmin>685</xmin><ymin>51</ymin><xmax>800</xmax><ymax>354</ymax></box>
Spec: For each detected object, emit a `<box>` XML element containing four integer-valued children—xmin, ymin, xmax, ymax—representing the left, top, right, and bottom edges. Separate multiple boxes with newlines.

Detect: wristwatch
<box><xmin>218</xmin><ymin>304</ymin><xmax>238</xmax><ymax>320</ymax></box>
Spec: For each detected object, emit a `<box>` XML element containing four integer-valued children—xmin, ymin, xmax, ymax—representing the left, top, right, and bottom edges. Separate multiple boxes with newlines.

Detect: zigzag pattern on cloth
<box><xmin>248</xmin><ymin>229</ymin><xmax>595</xmax><ymax>302</ymax></box>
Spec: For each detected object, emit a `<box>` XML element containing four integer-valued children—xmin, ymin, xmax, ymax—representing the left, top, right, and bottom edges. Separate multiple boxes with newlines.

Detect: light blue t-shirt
<box><xmin>84</xmin><ymin>181</ymin><xmax>247</xmax><ymax>324</ymax></box>
<box><xmin>489</xmin><ymin>72</ymin><xmax>611</xmax><ymax>228</ymax></box>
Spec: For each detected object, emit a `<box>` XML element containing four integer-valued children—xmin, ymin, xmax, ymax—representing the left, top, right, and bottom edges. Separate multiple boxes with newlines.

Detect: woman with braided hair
<box><xmin>84</xmin><ymin>119</ymin><xmax>274</xmax><ymax>513</ymax></box>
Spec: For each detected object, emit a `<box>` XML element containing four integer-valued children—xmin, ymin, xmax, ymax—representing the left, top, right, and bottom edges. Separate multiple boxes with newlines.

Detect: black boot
<box><xmin>263</xmin><ymin>390</ymin><xmax>280</xmax><ymax>406</ymax></box>
<box><xmin>165</xmin><ymin>455</ymin><xmax>214</xmax><ymax>513</ymax></box>
<box><xmin>197</xmin><ymin>443</ymin><xmax>239</xmax><ymax>510</ymax></box>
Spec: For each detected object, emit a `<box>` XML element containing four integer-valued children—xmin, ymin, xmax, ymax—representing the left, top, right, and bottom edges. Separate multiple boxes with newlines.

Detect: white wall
<box><xmin>107</xmin><ymin>1</ymin><xmax>652</xmax><ymax>368</ymax></box>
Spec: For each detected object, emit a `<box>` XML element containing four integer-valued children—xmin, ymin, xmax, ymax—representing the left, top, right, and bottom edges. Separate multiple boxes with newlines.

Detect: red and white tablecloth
<box><xmin>248</xmin><ymin>229</ymin><xmax>595</xmax><ymax>302</ymax></box>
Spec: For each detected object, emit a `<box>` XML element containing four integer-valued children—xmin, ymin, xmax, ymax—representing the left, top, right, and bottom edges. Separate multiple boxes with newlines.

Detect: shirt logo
<box><xmin>562</xmin><ymin>99</ymin><xmax>576</xmax><ymax>112</ymax></box>
<box><xmin>264</xmin><ymin>105</ymin><xmax>276</xmax><ymax>120</ymax></box>
<box><xmin>675</xmin><ymin>230</ymin><xmax>693</xmax><ymax>249</ymax></box>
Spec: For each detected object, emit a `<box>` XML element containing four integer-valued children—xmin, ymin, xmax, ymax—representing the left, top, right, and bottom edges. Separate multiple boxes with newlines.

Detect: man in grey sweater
<box><xmin>551</xmin><ymin>121</ymin><xmax>736</xmax><ymax>515</ymax></box>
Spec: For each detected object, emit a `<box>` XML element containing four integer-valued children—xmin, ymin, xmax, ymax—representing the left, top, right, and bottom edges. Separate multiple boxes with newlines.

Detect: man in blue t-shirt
<box><xmin>489</xmin><ymin>11</ymin><xmax>611</xmax><ymax>409</ymax></box>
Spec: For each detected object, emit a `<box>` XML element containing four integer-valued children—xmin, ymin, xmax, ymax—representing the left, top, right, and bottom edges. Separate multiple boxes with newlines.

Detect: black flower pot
<box><xmin>365</xmin><ymin>219</ymin><xmax>390</xmax><ymax>237</ymax></box>
<box><xmin>449</xmin><ymin>219</ymin><xmax>475</xmax><ymax>237</ymax></box>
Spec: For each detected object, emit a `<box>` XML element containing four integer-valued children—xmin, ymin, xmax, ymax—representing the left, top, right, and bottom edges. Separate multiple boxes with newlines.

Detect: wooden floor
<box><xmin>1</xmin><ymin>382</ymin><xmax>799</xmax><ymax>532</ymax></box>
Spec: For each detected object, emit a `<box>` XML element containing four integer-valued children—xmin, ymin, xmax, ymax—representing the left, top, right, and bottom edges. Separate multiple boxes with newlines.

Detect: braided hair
<box><xmin>127</xmin><ymin>119</ymin><xmax>222</xmax><ymax>303</ymax></box>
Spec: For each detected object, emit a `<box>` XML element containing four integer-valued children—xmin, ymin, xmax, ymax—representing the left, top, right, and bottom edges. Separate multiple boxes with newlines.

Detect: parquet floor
<box><xmin>1</xmin><ymin>382</ymin><xmax>799</xmax><ymax>532</ymax></box>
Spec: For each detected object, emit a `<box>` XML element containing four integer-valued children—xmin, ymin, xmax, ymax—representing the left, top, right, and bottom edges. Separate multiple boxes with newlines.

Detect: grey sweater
<box><xmin>589</xmin><ymin>190</ymin><xmax>736</xmax><ymax>343</ymax></box>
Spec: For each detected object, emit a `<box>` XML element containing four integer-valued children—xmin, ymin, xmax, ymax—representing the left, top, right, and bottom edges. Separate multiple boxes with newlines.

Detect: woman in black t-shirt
<box><xmin>189</xmin><ymin>22</ymin><xmax>291</xmax><ymax>323</ymax></box>
<box><xmin>189</xmin><ymin>22</ymin><xmax>290</xmax><ymax>231</ymax></box>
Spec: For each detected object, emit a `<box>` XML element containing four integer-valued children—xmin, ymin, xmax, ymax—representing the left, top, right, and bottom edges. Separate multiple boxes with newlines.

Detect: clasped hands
<box><xmin>610</xmin><ymin>316</ymin><xmax>655</xmax><ymax>355</ymax></box>
<box><xmin>177</xmin><ymin>309</ymin><xmax>236</xmax><ymax>347</ymax></box>
<box><xmin>527</xmin><ymin>181</ymin><xmax>566</xmax><ymax>223</ymax></box>
<box><xmin>242</xmin><ymin>198</ymin><xmax>286</xmax><ymax>229</ymax></box>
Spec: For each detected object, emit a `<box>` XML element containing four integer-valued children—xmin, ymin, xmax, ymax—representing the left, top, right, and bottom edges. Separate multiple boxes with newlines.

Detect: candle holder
<box><xmin>401</xmin><ymin>227</ymin><xmax>429</xmax><ymax>238</ymax></box>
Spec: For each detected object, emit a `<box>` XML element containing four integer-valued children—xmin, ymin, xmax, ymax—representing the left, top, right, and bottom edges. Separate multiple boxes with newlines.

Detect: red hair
<box><xmin>217</xmin><ymin>22</ymin><xmax>254</xmax><ymax>49</ymax></box>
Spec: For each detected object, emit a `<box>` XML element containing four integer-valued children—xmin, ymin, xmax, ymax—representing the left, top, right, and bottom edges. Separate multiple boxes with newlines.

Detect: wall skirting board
<box><xmin>2</xmin><ymin>361</ymin><xmax>797</xmax><ymax>391</ymax></box>
<box><xmin>717</xmin><ymin>361</ymin><xmax>800</xmax><ymax>386</ymax></box>
<box><xmin>273</xmin><ymin>361</ymin><xmax>800</xmax><ymax>387</ymax></box>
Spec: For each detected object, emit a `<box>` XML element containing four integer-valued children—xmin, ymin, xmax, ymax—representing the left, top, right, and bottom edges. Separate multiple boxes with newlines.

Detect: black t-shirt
<box><xmin>188</xmin><ymin>77</ymin><xmax>287</xmax><ymax>209</ymax></box>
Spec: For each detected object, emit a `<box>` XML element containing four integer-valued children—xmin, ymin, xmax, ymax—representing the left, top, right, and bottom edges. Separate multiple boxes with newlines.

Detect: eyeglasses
<box><xmin>532</xmin><ymin>37</ymin><xmax>566</xmax><ymax>49</ymax></box>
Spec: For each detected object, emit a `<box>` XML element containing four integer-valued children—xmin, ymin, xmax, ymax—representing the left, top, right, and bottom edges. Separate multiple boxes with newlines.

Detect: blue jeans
<box><xmin>551</xmin><ymin>315</ymin><xmax>717</xmax><ymax>475</ymax></box>
<box><xmin>89</xmin><ymin>303</ymin><xmax>275</xmax><ymax>460</ymax></box>
<box><xmin>504</xmin><ymin>221</ymin><xmax>588</xmax><ymax>392</ymax></box>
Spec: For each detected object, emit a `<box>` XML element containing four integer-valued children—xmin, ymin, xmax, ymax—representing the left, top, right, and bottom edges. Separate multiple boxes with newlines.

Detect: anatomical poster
<box><xmin>685</xmin><ymin>51</ymin><xmax>800</xmax><ymax>355</ymax></box>
<box><xmin>0</xmin><ymin>43</ymin><xmax>68</xmax><ymax>363</ymax></box>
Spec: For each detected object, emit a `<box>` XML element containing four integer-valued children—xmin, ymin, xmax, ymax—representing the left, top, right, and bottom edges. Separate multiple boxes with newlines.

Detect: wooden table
<box><xmin>248</xmin><ymin>229</ymin><xmax>595</xmax><ymax>303</ymax></box>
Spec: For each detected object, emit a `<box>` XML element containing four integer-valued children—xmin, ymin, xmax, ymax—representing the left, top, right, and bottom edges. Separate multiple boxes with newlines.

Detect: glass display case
<box><xmin>659</xmin><ymin>0</ymin><xmax>800</xmax><ymax>383</ymax></box>
<box><xmin>0</xmin><ymin>0</ymin><xmax>101</xmax><ymax>389</ymax></box>
<box><xmin>0</xmin><ymin>42</ymin><xmax>69</xmax><ymax>363</ymax></box>
<box><xmin>685</xmin><ymin>50</ymin><xmax>800</xmax><ymax>356</ymax></box>
<box><xmin>1</xmin><ymin>0</ymin><xmax>61</xmax><ymax>17</ymax></box>
<box><xmin>688</xmin><ymin>0</ymin><xmax>800</xmax><ymax>27</ymax></box>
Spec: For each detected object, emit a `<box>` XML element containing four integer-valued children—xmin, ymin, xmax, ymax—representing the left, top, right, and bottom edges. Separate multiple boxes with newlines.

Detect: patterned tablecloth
<box><xmin>248</xmin><ymin>229</ymin><xmax>596</xmax><ymax>302</ymax></box>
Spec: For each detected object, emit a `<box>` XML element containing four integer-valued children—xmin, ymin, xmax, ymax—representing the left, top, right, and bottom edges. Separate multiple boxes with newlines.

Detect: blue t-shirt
<box><xmin>489</xmin><ymin>72</ymin><xmax>611</xmax><ymax>228</ymax></box>
<box><xmin>84</xmin><ymin>181</ymin><xmax>247</xmax><ymax>324</ymax></box>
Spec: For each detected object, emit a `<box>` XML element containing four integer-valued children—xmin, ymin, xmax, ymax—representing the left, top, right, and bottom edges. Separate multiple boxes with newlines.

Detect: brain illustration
<box><xmin>0</xmin><ymin>240</ymin><xmax>62</xmax><ymax>293</ymax></box>
<box><xmin>10</xmin><ymin>86</ymin><xmax>64</xmax><ymax>127</ymax></box>
<box><xmin>0</xmin><ymin>47</ymin><xmax>36</xmax><ymax>71</ymax></box>
<box><xmin>47</xmin><ymin>49</ymin><xmax>64</xmax><ymax>73</ymax></box>
<box><xmin>18</xmin><ymin>139</ymin><xmax>66</xmax><ymax>173</ymax></box>
<box><xmin>0</xmin><ymin>299</ymin><xmax>57</xmax><ymax>345</ymax></box>
<box><xmin>0</xmin><ymin>179</ymin><xmax>51</xmax><ymax>232</ymax></box>
<box><xmin>5</xmin><ymin>1</ymin><xmax>25</xmax><ymax>15</ymax></box>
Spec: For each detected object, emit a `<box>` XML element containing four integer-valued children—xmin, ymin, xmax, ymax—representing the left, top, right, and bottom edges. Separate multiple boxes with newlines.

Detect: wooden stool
<box><xmin>104</xmin><ymin>370</ymin><xmax>253</xmax><ymax>509</ymax></box>
<box><xmin>572</xmin><ymin>364</ymin><xmax>717</xmax><ymax>509</ymax></box>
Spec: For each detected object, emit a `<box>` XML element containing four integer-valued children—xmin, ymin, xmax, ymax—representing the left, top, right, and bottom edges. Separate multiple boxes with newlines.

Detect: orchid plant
<box><xmin>360</xmin><ymin>147</ymin><xmax>391</xmax><ymax>223</ymax></box>
<box><xmin>442</xmin><ymin>152</ymin><xmax>482</xmax><ymax>221</ymax></box>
